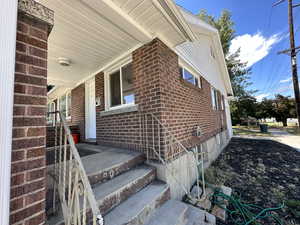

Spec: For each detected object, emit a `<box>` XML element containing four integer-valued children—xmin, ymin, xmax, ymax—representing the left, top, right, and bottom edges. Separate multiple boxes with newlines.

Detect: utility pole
<box><xmin>275</xmin><ymin>0</ymin><xmax>300</xmax><ymax>127</ymax></box>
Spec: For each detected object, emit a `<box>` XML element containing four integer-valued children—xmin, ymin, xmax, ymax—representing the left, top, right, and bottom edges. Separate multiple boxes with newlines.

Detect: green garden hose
<box><xmin>210</xmin><ymin>189</ymin><xmax>284</xmax><ymax>225</ymax></box>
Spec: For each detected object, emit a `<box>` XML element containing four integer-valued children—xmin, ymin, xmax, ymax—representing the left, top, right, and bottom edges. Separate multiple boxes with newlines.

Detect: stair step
<box><xmin>80</xmin><ymin>148</ymin><xmax>145</xmax><ymax>185</ymax></box>
<box><xmin>95</xmin><ymin>165</ymin><xmax>156</xmax><ymax>214</ymax></box>
<box><xmin>82</xmin><ymin>138</ymin><xmax>97</xmax><ymax>145</ymax></box>
<box><xmin>104</xmin><ymin>182</ymin><xmax>170</xmax><ymax>225</ymax></box>
<box><xmin>46</xmin><ymin>147</ymin><xmax>144</xmax><ymax>214</ymax></box>
<box><xmin>47</xmin><ymin>165</ymin><xmax>155</xmax><ymax>225</ymax></box>
<box><xmin>145</xmin><ymin>200</ymin><xmax>189</xmax><ymax>225</ymax></box>
<box><xmin>185</xmin><ymin>206</ymin><xmax>216</xmax><ymax>225</ymax></box>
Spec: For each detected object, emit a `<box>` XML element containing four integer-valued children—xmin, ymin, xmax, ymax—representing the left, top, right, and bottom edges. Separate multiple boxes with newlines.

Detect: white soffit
<box><xmin>40</xmin><ymin>0</ymin><xmax>146</xmax><ymax>86</ymax></box>
<box><xmin>41</xmin><ymin>0</ymin><xmax>188</xmax><ymax>87</ymax></box>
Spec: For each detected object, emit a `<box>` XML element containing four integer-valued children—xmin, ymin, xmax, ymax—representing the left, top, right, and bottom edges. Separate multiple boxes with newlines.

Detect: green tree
<box><xmin>272</xmin><ymin>95</ymin><xmax>296</xmax><ymax>126</ymax></box>
<box><xmin>256</xmin><ymin>98</ymin><xmax>274</xmax><ymax>120</ymax></box>
<box><xmin>198</xmin><ymin>10</ymin><xmax>252</xmax><ymax>97</ymax></box>
<box><xmin>230</xmin><ymin>95</ymin><xmax>258</xmax><ymax>125</ymax></box>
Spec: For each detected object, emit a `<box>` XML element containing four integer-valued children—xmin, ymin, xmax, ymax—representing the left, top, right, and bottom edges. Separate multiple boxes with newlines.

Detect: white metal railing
<box><xmin>140</xmin><ymin>113</ymin><xmax>206</xmax><ymax>201</ymax></box>
<box><xmin>49</xmin><ymin>111</ymin><xmax>103</xmax><ymax>225</ymax></box>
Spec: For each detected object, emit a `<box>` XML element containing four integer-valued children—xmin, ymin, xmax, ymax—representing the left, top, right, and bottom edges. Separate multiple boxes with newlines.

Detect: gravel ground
<box><xmin>207</xmin><ymin>137</ymin><xmax>300</xmax><ymax>225</ymax></box>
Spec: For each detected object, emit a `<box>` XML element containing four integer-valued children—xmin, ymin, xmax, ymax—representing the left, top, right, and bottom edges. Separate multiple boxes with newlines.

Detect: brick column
<box><xmin>10</xmin><ymin>1</ymin><xmax>53</xmax><ymax>225</ymax></box>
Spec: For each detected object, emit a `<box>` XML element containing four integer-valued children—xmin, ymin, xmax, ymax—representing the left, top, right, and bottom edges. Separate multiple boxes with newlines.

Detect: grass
<box><xmin>285</xmin><ymin>127</ymin><xmax>300</xmax><ymax>136</ymax></box>
<box><xmin>232</xmin><ymin>126</ymin><xmax>272</xmax><ymax>137</ymax></box>
<box><xmin>233</xmin><ymin>125</ymin><xmax>300</xmax><ymax>137</ymax></box>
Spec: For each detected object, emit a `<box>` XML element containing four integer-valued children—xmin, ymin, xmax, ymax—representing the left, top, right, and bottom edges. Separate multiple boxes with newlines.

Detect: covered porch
<box><xmin>43</xmin><ymin>0</ymin><xmax>192</xmax><ymax>144</ymax></box>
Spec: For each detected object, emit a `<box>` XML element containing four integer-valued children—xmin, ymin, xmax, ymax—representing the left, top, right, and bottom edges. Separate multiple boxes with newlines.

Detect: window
<box><xmin>58</xmin><ymin>91</ymin><xmax>71</xmax><ymax>119</ymax></box>
<box><xmin>180</xmin><ymin>67</ymin><xmax>201</xmax><ymax>88</ymax></box>
<box><xmin>47</xmin><ymin>102</ymin><xmax>56</xmax><ymax>124</ymax></box>
<box><xmin>221</xmin><ymin>96</ymin><xmax>225</xmax><ymax>110</ymax></box>
<box><xmin>109</xmin><ymin>63</ymin><xmax>134</xmax><ymax>108</ymax></box>
<box><xmin>211</xmin><ymin>87</ymin><xmax>218</xmax><ymax>110</ymax></box>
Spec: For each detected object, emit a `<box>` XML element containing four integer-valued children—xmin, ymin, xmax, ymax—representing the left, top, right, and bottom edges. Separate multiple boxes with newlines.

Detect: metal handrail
<box><xmin>51</xmin><ymin>111</ymin><xmax>103</xmax><ymax>225</ymax></box>
<box><xmin>141</xmin><ymin>112</ymin><xmax>206</xmax><ymax>201</ymax></box>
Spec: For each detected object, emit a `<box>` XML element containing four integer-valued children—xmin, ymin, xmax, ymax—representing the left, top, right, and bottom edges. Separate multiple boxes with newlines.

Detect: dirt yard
<box><xmin>207</xmin><ymin>137</ymin><xmax>300</xmax><ymax>225</ymax></box>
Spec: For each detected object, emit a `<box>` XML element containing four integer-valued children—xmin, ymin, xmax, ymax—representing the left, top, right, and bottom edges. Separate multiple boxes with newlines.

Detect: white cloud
<box><xmin>229</xmin><ymin>32</ymin><xmax>282</xmax><ymax>67</ymax></box>
<box><xmin>279</xmin><ymin>77</ymin><xmax>292</xmax><ymax>83</ymax></box>
<box><xmin>255</xmin><ymin>93</ymin><xmax>270</xmax><ymax>102</ymax></box>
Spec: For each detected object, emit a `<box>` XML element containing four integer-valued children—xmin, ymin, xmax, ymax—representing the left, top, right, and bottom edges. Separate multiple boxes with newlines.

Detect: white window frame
<box><xmin>211</xmin><ymin>87</ymin><xmax>218</xmax><ymax>110</ymax></box>
<box><xmin>104</xmin><ymin>57</ymin><xmax>134</xmax><ymax>111</ymax></box>
<box><xmin>178</xmin><ymin>59</ymin><xmax>202</xmax><ymax>89</ymax></box>
<box><xmin>57</xmin><ymin>90</ymin><xmax>72</xmax><ymax>120</ymax></box>
<box><xmin>47</xmin><ymin>101</ymin><xmax>56</xmax><ymax>125</ymax></box>
<box><xmin>180</xmin><ymin>67</ymin><xmax>201</xmax><ymax>88</ymax></box>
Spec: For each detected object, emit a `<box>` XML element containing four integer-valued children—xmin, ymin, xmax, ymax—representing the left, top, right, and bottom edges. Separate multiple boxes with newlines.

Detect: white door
<box><xmin>85</xmin><ymin>77</ymin><xmax>96</xmax><ymax>139</ymax></box>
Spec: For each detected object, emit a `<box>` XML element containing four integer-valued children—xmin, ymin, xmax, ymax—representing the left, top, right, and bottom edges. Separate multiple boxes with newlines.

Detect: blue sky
<box><xmin>176</xmin><ymin>0</ymin><xmax>300</xmax><ymax>100</ymax></box>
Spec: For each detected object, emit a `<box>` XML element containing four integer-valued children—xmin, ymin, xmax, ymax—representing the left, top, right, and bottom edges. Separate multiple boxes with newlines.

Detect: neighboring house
<box><xmin>0</xmin><ymin>0</ymin><xmax>233</xmax><ymax>225</ymax></box>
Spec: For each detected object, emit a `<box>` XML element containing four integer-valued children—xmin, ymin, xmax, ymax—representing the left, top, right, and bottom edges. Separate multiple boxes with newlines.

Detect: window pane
<box><xmin>184</xmin><ymin>69</ymin><xmax>195</xmax><ymax>85</ymax></box>
<box><xmin>110</xmin><ymin>70</ymin><xmax>121</xmax><ymax>107</ymax></box>
<box><xmin>67</xmin><ymin>93</ymin><xmax>71</xmax><ymax>117</ymax></box>
<box><xmin>122</xmin><ymin>64</ymin><xmax>135</xmax><ymax>105</ymax></box>
<box><xmin>211</xmin><ymin>88</ymin><xmax>216</xmax><ymax>109</ymax></box>
<box><xmin>59</xmin><ymin>95</ymin><xmax>66</xmax><ymax>118</ymax></box>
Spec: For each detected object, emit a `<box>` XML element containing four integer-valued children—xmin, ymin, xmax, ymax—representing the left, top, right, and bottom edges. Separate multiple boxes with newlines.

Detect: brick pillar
<box><xmin>10</xmin><ymin>1</ymin><xmax>54</xmax><ymax>224</ymax></box>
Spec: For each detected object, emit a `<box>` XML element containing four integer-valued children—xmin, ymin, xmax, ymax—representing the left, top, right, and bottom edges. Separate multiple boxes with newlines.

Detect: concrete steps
<box><xmin>185</xmin><ymin>205</ymin><xmax>216</xmax><ymax>225</ymax></box>
<box><xmin>104</xmin><ymin>182</ymin><xmax>170</xmax><ymax>225</ymax></box>
<box><xmin>144</xmin><ymin>200</ymin><xmax>189</xmax><ymax>225</ymax></box>
<box><xmin>46</xmin><ymin>146</ymin><xmax>144</xmax><ymax>213</ymax></box>
<box><xmin>79</xmin><ymin>146</ymin><xmax>145</xmax><ymax>185</ymax></box>
<box><xmin>47</xmin><ymin>165</ymin><xmax>156</xmax><ymax>225</ymax></box>
<box><xmin>144</xmin><ymin>200</ymin><xmax>216</xmax><ymax>225</ymax></box>
<box><xmin>95</xmin><ymin>165</ymin><xmax>156</xmax><ymax>214</ymax></box>
<box><xmin>47</xmin><ymin>144</ymin><xmax>216</xmax><ymax>225</ymax></box>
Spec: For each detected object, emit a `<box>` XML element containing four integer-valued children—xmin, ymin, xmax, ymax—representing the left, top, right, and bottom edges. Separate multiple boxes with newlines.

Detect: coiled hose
<box><xmin>210</xmin><ymin>189</ymin><xmax>284</xmax><ymax>225</ymax></box>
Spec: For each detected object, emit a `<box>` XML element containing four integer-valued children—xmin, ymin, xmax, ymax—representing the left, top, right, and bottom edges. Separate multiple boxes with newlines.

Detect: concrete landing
<box><xmin>185</xmin><ymin>206</ymin><xmax>216</xmax><ymax>225</ymax></box>
<box><xmin>145</xmin><ymin>200</ymin><xmax>189</xmax><ymax>225</ymax></box>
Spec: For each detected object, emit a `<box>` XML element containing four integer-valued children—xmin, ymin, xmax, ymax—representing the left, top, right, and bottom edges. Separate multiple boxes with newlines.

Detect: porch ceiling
<box><xmin>41</xmin><ymin>0</ymin><xmax>189</xmax><ymax>89</ymax></box>
<box><xmin>40</xmin><ymin>0</ymin><xmax>145</xmax><ymax>87</ymax></box>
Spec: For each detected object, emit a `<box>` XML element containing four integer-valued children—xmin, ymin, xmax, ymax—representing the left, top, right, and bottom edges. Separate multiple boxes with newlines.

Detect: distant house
<box><xmin>0</xmin><ymin>0</ymin><xmax>233</xmax><ymax>225</ymax></box>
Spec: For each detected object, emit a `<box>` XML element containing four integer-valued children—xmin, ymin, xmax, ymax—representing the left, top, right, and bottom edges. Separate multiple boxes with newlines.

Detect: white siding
<box><xmin>176</xmin><ymin>37</ymin><xmax>227</xmax><ymax>95</ymax></box>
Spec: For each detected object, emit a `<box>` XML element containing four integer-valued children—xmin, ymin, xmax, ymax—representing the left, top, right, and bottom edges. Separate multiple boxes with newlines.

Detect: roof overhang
<box><xmin>174</xmin><ymin>6</ymin><xmax>234</xmax><ymax>96</ymax></box>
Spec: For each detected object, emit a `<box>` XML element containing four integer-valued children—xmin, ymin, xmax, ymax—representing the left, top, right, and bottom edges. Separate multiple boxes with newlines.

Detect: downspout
<box><xmin>0</xmin><ymin>0</ymin><xmax>18</xmax><ymax>225</ymax></box>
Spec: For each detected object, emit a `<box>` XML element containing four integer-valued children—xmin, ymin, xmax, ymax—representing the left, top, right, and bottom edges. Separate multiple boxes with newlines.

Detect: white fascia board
<box><xmin>80</xmin><ymin>0</ymin><xmax>153</xmax><ymax>43</ymax></box>
<box><xmin>178</xmin><ymin>6</ymin><xmax>219</xmax><ymax>35</ymax></box>
<box><xmin>0</xmin><ymin>1</ymin><xmax>18</xmax><ymax>225</ymax></box>
<box><xmin>212</xmin><ymin>34</ymin><xmax>234</xmax><ymax>96</ymax></box>
<box><xmin>152</xmin><ymin>0</ymin><xmax>196</xmax><ymax>42</ymax></box>
<box><xmin>178</xmin><ymin>7</ymin><xmax>233</xmax><ymax>96</ymax></box>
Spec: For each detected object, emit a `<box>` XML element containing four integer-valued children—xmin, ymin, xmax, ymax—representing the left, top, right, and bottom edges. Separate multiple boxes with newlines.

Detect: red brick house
<box><xmin>0</xmin><ymin>0</ymin><xmax>233</xmax><ymax>225</ymax></box>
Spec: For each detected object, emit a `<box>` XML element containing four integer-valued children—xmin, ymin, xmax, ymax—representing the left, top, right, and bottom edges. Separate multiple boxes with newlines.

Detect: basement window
<box><xmin>180</xmin><ymin>67</ymin><xmax>201</xmax><ymax>88</ymax></box>
<box><xmin>109</xmin><ymin>63</ymin><xmax>135</xmax><ymax>108</ymax></box>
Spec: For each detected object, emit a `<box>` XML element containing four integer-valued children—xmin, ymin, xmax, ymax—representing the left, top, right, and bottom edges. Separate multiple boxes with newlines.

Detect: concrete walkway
<box><xmin>269</xmin><ymin>129</ymin><xmax>300</xmax><ymax>152</ymax></box>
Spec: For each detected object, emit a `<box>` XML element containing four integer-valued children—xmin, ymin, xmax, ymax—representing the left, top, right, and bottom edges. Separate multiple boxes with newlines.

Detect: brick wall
<box><xmin>95</xmin><ymin>73</ymin><xmax>142</xmax><ymax>151</ymax></box>
<box><xmin>10</xmin><ymin>9</ymin><xmax>52</xmax><ymax>225</ymax></box>
<box><xmin>95</xmin><ymin>38</ymin><xmax>227</xmax><ymax>160</ymax></box>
